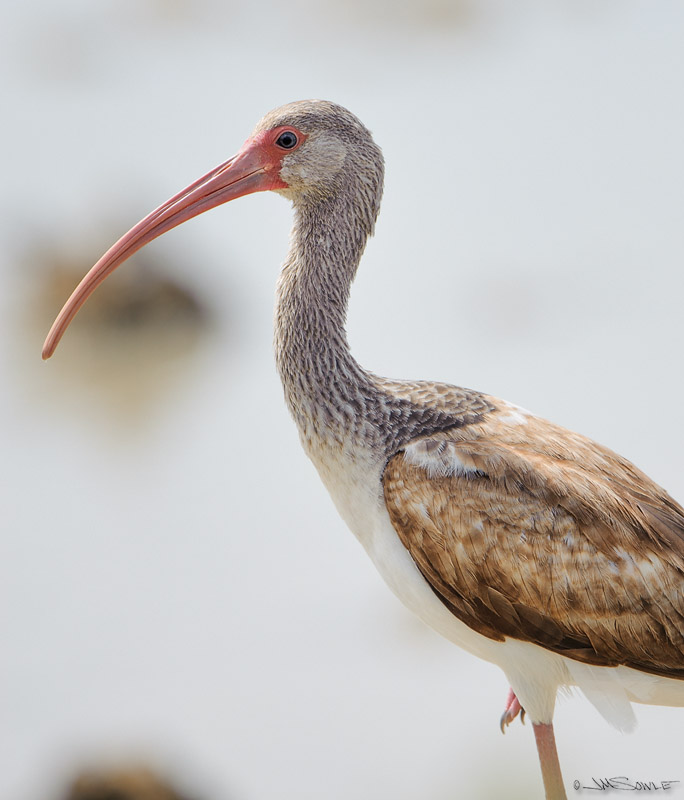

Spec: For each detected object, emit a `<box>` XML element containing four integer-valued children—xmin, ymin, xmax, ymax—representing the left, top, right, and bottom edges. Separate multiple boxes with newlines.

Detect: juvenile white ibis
<box><xmin>43</xmin><ymin>100</ymin><xmax>684</xmax><ymax>800</ymax></box>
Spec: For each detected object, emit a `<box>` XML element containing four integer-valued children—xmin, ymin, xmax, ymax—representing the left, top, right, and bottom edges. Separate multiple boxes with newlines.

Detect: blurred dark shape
<box><xmin>14</xmin><ymin>232</ymin><xmax>224</xmax><ymax>429</ymax></box>
<box><xmin>63</xmin><ymin>767</ymin><xmax>195</xmax><ymax>800</ymax></box>
<box><xmin>34</xmin><ymin>248</ymin><xmax>209</xmax><ymax>340</ymax></box>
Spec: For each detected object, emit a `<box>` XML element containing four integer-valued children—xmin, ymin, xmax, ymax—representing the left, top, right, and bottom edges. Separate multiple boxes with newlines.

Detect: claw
<box><xmin>500</xmin><ymin>688</ymin><xmax>525</xmax><ymax>733</ymax></box>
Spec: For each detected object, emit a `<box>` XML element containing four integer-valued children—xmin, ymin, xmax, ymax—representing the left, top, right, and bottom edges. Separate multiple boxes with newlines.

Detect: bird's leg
<box><xmin>532</xmin><ymin>722</ymin><xmax>567</xmax><ymax>800</ymax></box>
<box><xmin>500</xmin><ymin>687</ymin><xmax>526</xmax><ymax>732</ymax></box>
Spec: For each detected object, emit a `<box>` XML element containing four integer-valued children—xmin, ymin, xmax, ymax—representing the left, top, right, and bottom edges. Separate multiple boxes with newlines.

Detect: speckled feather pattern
<box><xmin>384</xmin><ymin>403</ymin><xmax>684</xmax><ymax>679</ymax></box>
<box><xmin>269</xmin><ymin>102</ymin><xmax>492</xmax><ymax>457</ymax></box>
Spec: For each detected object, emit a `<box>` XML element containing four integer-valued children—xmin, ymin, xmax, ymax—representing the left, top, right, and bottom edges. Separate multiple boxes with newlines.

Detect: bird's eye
<box><xmin>275</xmin><ymin>131</ymin><xmax>298</xmax><ymax>150</ymax></box>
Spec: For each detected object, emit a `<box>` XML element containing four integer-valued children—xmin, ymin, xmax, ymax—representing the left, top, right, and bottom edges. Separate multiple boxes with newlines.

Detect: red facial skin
<box><xmin>42</xmin><ymin>125</ymin><xmax>306</xmax><ymax>359</ymax></box>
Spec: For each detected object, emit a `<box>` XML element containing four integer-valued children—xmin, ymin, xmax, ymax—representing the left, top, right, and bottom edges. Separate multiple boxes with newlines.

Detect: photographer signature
<box><xmin>574</xmin><ymin>777</ymin><xmax>680</xmax><ymax>792</ymax></box>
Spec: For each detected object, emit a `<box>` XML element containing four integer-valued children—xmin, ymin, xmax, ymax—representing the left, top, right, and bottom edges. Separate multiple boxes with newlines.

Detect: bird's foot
<box><xmin>500</xmin><ymin>687</ymin><xmax>525</xmax><ymax>733</ymax></box>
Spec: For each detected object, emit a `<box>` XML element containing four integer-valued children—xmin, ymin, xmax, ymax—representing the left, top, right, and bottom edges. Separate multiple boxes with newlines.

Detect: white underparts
<box><xmin>307</xmin><ymin>437</ymin><xmax>684</xmax><ymax>731</ymax></box>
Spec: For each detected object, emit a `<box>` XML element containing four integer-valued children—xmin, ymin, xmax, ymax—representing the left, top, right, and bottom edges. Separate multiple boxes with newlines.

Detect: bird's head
<box><xmin>41</xmin><ymin>100</ymin><xmax>383</xmax><ymax>359</ymax></box>
<box><xmin>252</xmin><ymin>100</ymin><xmax>384</xmax><ymax>206</ymax></box>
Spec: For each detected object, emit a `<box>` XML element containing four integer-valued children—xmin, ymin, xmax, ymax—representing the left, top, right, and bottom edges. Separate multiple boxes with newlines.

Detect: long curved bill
<box><xmin>42</xmin><ymin>140</ymin><xmax>283</xmax><ymax>359</ymax></box>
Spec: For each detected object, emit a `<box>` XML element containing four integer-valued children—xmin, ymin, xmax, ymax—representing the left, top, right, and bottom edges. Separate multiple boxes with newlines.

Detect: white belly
<box><xmin>307</xmin><ymin>443</ymin><xmax>684</xmax><ymax>731</ymax></box>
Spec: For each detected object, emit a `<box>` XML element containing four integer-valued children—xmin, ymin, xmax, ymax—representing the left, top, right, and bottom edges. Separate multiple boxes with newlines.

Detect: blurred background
<box><xmin>3</xmin><ymin>1</ymin><xmax>684</xmax><ymax>798</ymax></box>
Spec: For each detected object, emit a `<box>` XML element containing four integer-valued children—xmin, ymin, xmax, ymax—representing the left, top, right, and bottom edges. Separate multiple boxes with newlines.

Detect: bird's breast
<box><xmin>302</xmin><ymin>435</ymin><xmax>514</xmax><ymax>664</ymax></box>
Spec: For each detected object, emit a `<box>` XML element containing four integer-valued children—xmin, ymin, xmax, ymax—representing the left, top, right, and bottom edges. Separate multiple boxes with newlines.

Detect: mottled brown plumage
<box><xmin>384</xmin><ymin>398</ymin><xmax>684</xmax><ymax>679</ymax></box>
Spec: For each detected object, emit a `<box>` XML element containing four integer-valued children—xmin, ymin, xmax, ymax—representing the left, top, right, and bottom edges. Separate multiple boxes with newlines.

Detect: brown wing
<box><xmin>382</xmin><ymin>404</ymin><xmax>684</xmax><ymax>678</ymax></box>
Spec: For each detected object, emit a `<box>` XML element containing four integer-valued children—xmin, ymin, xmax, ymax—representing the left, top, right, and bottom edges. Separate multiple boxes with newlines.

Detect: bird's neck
<box><xmin>273</xmin><ymin>192</ymin><xmax>492</xmax><ymax>464</ymax></box>
<box><xmin>274</xmin><ymin>194</ymin><xmax>377</xmax><ymax>451</ymax></box>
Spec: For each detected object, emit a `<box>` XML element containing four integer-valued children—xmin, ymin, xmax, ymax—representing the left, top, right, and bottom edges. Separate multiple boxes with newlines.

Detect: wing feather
<box><xmin>382</xmin><ymin>403</ymin><xmax>684</xmax><ymax>678</ymax></box>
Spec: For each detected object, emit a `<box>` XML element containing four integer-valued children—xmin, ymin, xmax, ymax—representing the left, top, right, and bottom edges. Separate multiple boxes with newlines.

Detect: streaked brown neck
<box><xmin>274</xmin><ymin>193</ymin><xmax>378</xmax><ymax>450</ymax></box>
<box><xmin>274</xmin><ymin>179</ymin><xmax>492</xmax><ymax>459</ymax></box>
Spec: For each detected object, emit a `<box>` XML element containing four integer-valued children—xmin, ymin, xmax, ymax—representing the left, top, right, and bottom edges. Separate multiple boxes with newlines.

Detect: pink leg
<box><xmin>500</xmin><ymin>687</ymin><xmax>526</xmax><ymax>733</ymax></box>
<box><xmin>532</xmin><ymin>722</ymin><xmax>567</xmax><ymax>800</ymax></box>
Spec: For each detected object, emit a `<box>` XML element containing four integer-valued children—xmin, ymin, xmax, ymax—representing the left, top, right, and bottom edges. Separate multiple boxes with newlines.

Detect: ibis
<box><xmin>43</xmin><ymin>100</ymin><xmax>684</xmax><ymax>800</ymax></box>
